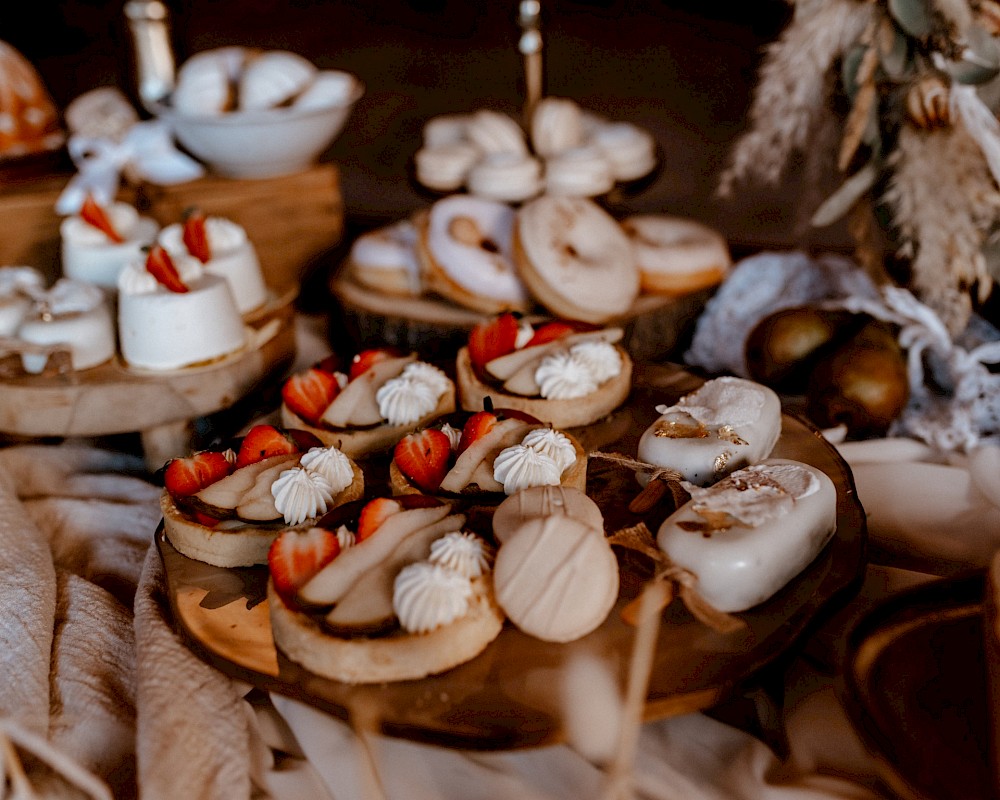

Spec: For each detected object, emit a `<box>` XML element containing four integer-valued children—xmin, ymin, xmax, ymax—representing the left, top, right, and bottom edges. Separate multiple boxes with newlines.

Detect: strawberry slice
<box><xmin>282</xmin><ymin>367</ymin><xmax>340</xmax><ymax>425</ymax></box>
<box><xmin>394</xmin><ymin>429</ymin><xmax>452</xmax><ymax>492</ymax></box>
<box><xmin>182</xmin><ymin>207</ymin><xmax>211</xmax><ymax>263</ymax></box>
<box><xmin>268</xmin><ymin>527</ymin><xmax>341</xmax><ymax>601</ymax></box>
<box><xmin>163</xmin><ymin>450</ymin><xmax>233</xmax><ymax>497</ymax></box>
<box><xmin>356</xmin><ymin>496</ymin><xmax>402</xmax><ymax>542</ymax></box>
<box><xmin>468</xmin><ymin>313</ymin><xmax>519</xmax><ymax>372</ymax></box>
<box><xmin>145</xmin><ymin>244</ymin><xmax>189</xmax><ymax>293</ymax></box>
<box><xmin>348</xmin><ymin>347</ymin><xmax>402</xmax><ymax>381</ymax></box>
<box><xmin>80</xmin><ymin>194</ymin><xmax>124</xmax><ymax>243</ymax></box>
<box><xmin>235</xmin><ymin>424</ymin><xmax>300</xmax><ymax>468</ymax></box>
<box><xmin>526</xmin><ymin>320</ymin><xmax>579</xmax><ymax>347</ymax></box>
<box><xmin>457</xmin><ymin>410</ymin><xmax>498</xmax><ymax>453</ymax></box>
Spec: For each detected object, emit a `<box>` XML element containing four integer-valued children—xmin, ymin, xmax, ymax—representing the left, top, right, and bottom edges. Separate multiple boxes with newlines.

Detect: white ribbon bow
<box><xmin>56</xmin><ymin>120</ymin><xmax>204</xmax><ymax>215</ymax></box>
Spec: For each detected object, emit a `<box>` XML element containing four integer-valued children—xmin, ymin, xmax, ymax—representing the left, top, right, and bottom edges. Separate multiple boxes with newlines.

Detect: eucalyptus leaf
<box><xmin>887</xmin><ymin>0</ymin><xmax>933</xmax><ymax>38</ymax></box>
<box><xmin>948</xmin><ymin>26</ymin><xmax>1000</xmax><ymax>85</ymax></box>
<box><xmin>811</xmin><ymin>163</ymin><xmax>878</xmax><ymax>228</ymax></box>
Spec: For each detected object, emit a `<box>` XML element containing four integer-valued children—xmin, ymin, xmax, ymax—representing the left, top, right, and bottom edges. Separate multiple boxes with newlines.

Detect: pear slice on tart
<box><xmin>189</xmin><ymin>453</ymin><xmax>300</xmax><ymax>521</ymax></box>
<box><xmin>320</xmin><ymin>354</ymin><xmax>417</xmax><ymax>428</ymax></box>
<box><xmin>323</xmin><ymin>513</ymin><xmax>466</xmax><ymax>634</ymax></box>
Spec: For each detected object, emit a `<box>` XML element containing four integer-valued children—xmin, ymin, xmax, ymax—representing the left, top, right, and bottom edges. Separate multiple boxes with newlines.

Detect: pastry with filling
<box><xmin>268</xmin><ymin>496</ymin><xmax>504</xmax><ymax>684</ymax></box>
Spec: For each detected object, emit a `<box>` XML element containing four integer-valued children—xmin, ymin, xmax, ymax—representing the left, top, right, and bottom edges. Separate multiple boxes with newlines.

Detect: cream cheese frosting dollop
<box><xmin>520</xmin><ymin>427</ymin><xmax>577</xmax><ymax>473</ymax></box>
<box><xmin>535</xmin><ymin>350</ymin><xmax>599</xmax><ymax>400</ymax></box>
<box><xmin>429</xmin><ymin>531</ymin><xmax>491</xmax><ymax>578</ymax></box>
<box><xmin>298</xmin><ymin>446</ymin><xmax>354</xmax><ymax>495</ymax></box>
<box><xmin>393</xmin><ymin>562</ymin><xmax>474</xmax><ymax>634</ymax></box>
<box><xmin>376</xmin><ymin>373</ymin><xmax>440</xmax><ymax>426</ymax></box>
<box><xmin>272</xmin><ymin>467</ymin><xmax>334</xmax><ymax>526</ymax></box>
<box><xmin>569</xmin><ymin>340</ymin><xmax>622</xmax><ymax>383</ymax></box>
<box><xmin>493</xmin><ymin>444</ymin><xmax>562</xmax><ymax>494</ymax></box>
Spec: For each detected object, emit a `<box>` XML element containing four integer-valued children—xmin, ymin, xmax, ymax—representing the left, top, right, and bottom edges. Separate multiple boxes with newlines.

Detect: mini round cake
<box><xmin>269</xmin><ymin>497</ymin><xmax>505</xmax><ymax>684</ymax></box>
<box><xmin>158</xmin><ymin>210</ymin><xmax>268</xmax><ymax>314</ymax></box>
<box><xmin>455</xmin><ymin>313</ymin><xmax>633</xmax><ymax>428</ymax></box>
<box><xmin>621</xmin><ymin>214</ymin><xmax>731</xmax><ymax>296</ymax></box>
<box><xmin>117</xmin><ymin>244</ymin><xmax>247</xmax><ymax>371</ymax></box>
<box><xmin>280</xmin><ymin>348</ymin><xmax>456</xmax><ymax>457</ymax></box>
<box><xmin>0</xmin><ymin>266</ymin><xmax>45</xmax><ymax>336</ymax></box>
<box><xmin>60</xmin><ymin>197</ymin><xmax>159</xmax><ymax>289</ymax></box>
<box><xmin>17</xmin><ymin>279</ymin><xmax>115</xmax><ymax>373</ymax></box>
<box><xmin>161</xmin><ymin>424</ymin><xmax>364</xmax><ymax>568</ymax></box>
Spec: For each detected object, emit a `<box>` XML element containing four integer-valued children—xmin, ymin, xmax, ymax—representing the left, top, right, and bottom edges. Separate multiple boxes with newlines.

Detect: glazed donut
<box><xmin>544</xmin><ymin>145</ymin><xmax>615</xmax><ymax>197</ymax></box>
<box><xmin>347</xmin><ymin>218</ymin><xmax>422</xmax><ymax>296</ymax></box>
<box><xmin>513</xmin><ymin>195</ymin><xmax>638</xmax><ymax>323</ymax></box>
<box><xmin>621</xmin><ymin>214</ymin><xmax>731</xmax><ymax>296</ymax></box>
<box><xmin>416</xmin><ymin>195</ymin><xmax>532</xmax><ymax>314</ymax></box>
<box><xmin>466</xmin><ymin>152</ymin><xmax>542</xmax><ymax>203</ymax></box>
<box><xmin>530</xmin><ymin>96</ymin><xmax>584</xmax><ymax>157</ymax></box>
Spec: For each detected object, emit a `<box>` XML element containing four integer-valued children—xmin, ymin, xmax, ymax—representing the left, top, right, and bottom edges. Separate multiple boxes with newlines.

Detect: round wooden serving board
<box><xmin>157</xmin><ymin>363</ymin><xmax>866</xmax><ymax>750</ymax></box>
<box><xmin>0</xmin><ymin>288</ymin><xmax>297</xmax><ymax>467</ymax></box>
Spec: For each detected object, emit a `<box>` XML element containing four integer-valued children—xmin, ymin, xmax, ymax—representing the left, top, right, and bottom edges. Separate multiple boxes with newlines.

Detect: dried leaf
<box><xmin>877</xmin><ymin>17</ymin><xmax>911</xmax><ymax>80</ymax></box>
<box><xmin>839</xmin><ymin>45</ymin><xmax>878</xmax><ymax>171</ymax></box>
<box><xmin>947</xmin><ymin>28</ymin><xmax>1000</xmax><ymax>85</ymax></box>
<box><xmin>811</xmin><ymin>161</ymin><xmax>878</xmax><ymax>228</ymax></box>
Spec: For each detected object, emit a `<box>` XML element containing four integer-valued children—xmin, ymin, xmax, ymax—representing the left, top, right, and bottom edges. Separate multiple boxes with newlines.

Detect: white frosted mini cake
<box><xmin>117</xmin><ymin>245</ymin><xmax>247</xmax><ymax>371</ymax></box>
<box><xmin>158</xmin><ymin>213</ymin><xmax>268</xmax><ymax>314</ymax></box>
<box><xmin>60</xmin><ymin>200</ymin><xmax>159</xmax><ymax>289</ymax></box>
<box><xmin>17</xmin><ymin>278</ymin><xmax>115</xmax><ymax>373</ymax></box>
<box><xmin>0</xmin><ymin>266</ymin><xmax>45</xmax><ymax>335</ymax></box>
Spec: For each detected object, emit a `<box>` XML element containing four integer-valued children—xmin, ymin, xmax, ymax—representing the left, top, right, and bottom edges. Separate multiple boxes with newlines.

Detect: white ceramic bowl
<box><xmin>159</xmin><ymin>70</ymin><xmax>363</xmax><ymax>179</ymax></box>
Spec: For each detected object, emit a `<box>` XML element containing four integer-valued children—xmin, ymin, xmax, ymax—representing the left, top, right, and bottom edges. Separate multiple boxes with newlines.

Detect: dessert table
<box><xmin>0</xmin><ymin>312</ymin><xmax>994</xmax><ymax>800</ymax></box>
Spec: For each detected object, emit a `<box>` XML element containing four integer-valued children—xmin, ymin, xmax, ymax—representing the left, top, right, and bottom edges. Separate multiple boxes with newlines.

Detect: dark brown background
<box><xmin>6</xmin><ymin>1</ymin><xmax>845</xmax><ymax>247</ymax></box>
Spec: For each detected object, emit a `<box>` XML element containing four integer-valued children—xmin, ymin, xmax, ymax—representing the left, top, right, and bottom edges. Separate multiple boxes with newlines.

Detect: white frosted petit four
<box><xmin>0</xmin><ymin>266</ymin><xmax>45</xmax><ymax>335</ymax></box>
<box><xmin>656</xmin><ymin>459</ymin><xmax>837</xmax><ymax>612</ymax></box>
<box><xmin>637</xmin><ymin>376</ymin><xmax>782</xmax><ymax>486</ymax></box>
<box><xmin>60</xmin><ymin>202</ymin><xmax>159</xmax><ymax>289</ymax></box>
<box><xmin>17</xmin><ymin>279</ymin><xmax>115</xmax><ymax>373</ymax></box>
<box><xmin>117</xmin><ymin>249</ymin><xmax>247</xmax><ymax>371</ymax></box>
<box><xmin>158</xmin><ymin>217</ymin><xmax>267</xmax><ymax>314</ymax></box>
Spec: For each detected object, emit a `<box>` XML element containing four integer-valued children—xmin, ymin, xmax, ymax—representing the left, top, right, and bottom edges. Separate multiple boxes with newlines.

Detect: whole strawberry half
<box><xmin>182</xmin><ymin>207</ymin><xmax>211</xmax><ymax>263</ymax></box>
<box><xmin>80</xmin><ymin>193</ymin><xmax>124</xmax><ymax>243</ymax></box>
<box><xmin>282</xmin><ymin>367</ymin><xmax>340</xmax><ymax>425</ymax></box>
<box><xmin>348</xmin><ymin>347</ymin><xmax>403</xmax><ymax>381</ymax></box>
<box><xmin>468</xmin><ymin>313</ymin><xmax>519</xmax><ymax>373</ymax></box>
<box><xmin>268</xmin><ymin>527</ymin><xmax>341</xmax><ymax>601</ymax></box>
<box><xmin>235</xmin><ymin>424</ymin><xmax>301</xmax><ymax>468</ymax></box>
<box><xmin>356</xmin><ymin>496</ymin><xmax>403</xmax><ymax>542</ymax></box>
<box><xmin>394</xmin><ymin>428</ymin><xmax>453</xmax><ymax>492</ymax></box>
<box><xmin>526</xmin><ymin>319</ymin><xmax>590</xmax><ymax>347</ymax></box>
<box><xmin>145</xmin><ymin>244</ymin><xmax>188</xmax><ymax>293</ymax></box>
<box><xmin>163</xmin><ymin>450</ymin><xmax>233</xmax><ymax>497</ymax></box>
<box><xmin>457</xmin><ymin>410</ymin><xmax>498</xmax><ymax>453</ymax></box>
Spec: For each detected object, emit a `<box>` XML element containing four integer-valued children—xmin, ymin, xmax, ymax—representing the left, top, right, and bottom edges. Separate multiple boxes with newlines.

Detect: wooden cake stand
<box><xmin>332</xmin><ymin>272</ymin><xmax>713</xmax><ymax>362</ymax></box>
<box><xmin>0</xmin><ymin>288</ymin><xmax>297</xmax><ymax>469</ymax></box>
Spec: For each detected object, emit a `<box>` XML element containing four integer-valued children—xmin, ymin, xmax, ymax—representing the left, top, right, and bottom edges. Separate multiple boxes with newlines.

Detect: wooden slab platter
<box><xmin>157</xmin><ymin>363</ymin><xmax>866</xmax><ymax>750</ymax></box>
<box><xmin>0</xmin><ymin>287</ymin><xmax>297</xmax><ymax>468</ymax></box>
<box><xmin>331</xmin><ymin>271</ymin><xmax>713</xmax><ymax>363</ymax></box>
<box><xmin>841</xmin><ymin>572</ymin><xmax>993</xmax><ymax>800</ymax></box>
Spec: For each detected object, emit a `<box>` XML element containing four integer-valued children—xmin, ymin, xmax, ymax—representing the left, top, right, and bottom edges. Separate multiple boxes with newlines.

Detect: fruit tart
<box><xmin>455</xmin><ymin>313</ymin><xmax>633</xmax><ymax>428</ymax></box>
<box><xmin>160</xmin><ymin>424</ymin><xmax>364</xmax><ymax>568</ymax></box>
<box><xmin>388</xmin><ymin>407</ymin><xmax>587</xmax><ymax>500</ymax></box>
<box><xmin>280</xmin><ymin>348</ymin><xmax>456</xmax><ymax>458</ymax></box>
<box><xmin>267</xmin><ymin>495</ymin><xmax>505</xmax><ymax>684</ymax></box>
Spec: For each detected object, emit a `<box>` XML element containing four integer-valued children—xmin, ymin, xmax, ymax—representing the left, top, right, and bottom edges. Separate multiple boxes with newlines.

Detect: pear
<box><xmin>806</xmin><ymin>321</ymin><xmax>909</xmax><ymax>438</ymax></box>
<box><xmin>320</xmin><ymin>354</ymin><xmax>416</xmax><ymax>428</ymax></box>
<box><xmin>745</xmin><ymin>307</ymin><xmax>860</xmax><ymax>394</ymax></box>
<box><xmin>191</xmin><ymin>454</ymin><xmax>299</xmax><ymax>520</ymax></box>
